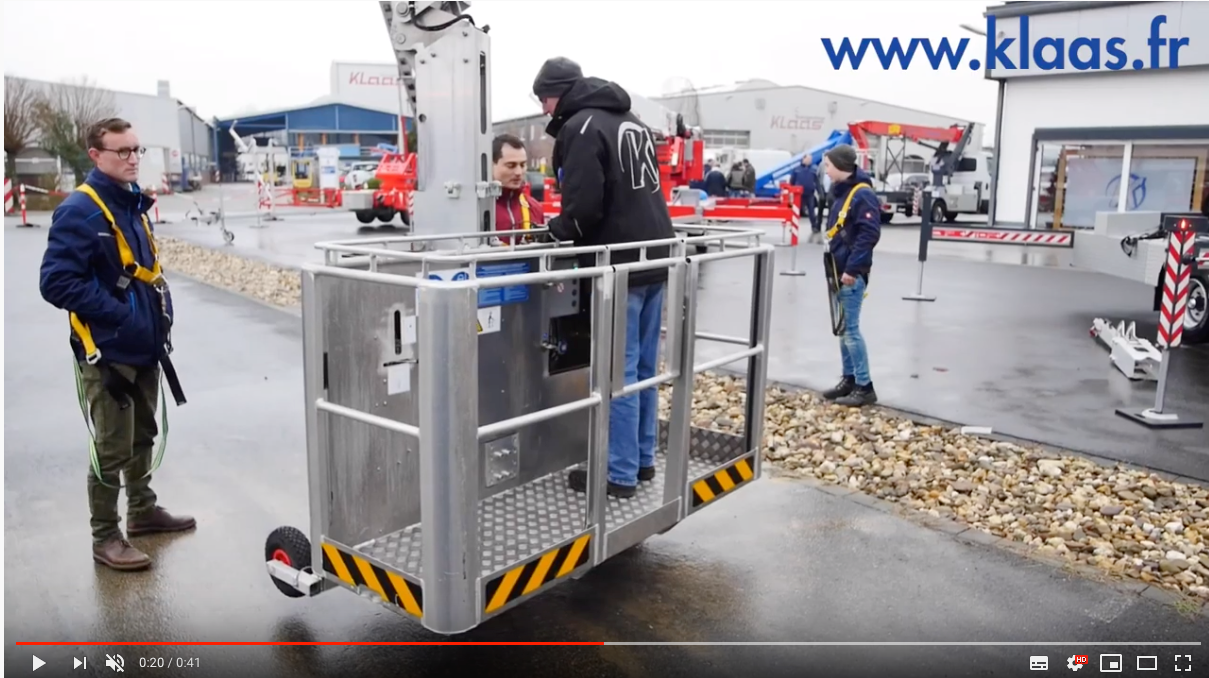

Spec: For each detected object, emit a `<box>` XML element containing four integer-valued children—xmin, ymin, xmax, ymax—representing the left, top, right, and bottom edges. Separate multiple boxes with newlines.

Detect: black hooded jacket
<box><xmin>545</xmin><ymin>77</ymin><xmax>675</xmax><ymax>288</ymax></box>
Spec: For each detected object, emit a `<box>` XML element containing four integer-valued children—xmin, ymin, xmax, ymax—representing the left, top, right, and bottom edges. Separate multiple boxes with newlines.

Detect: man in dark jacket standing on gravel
<box><xmin>533</xmin><ymin>56</ymin><xmax>675</xmax><ymax>499</ymax></box>
<box><xmin>820</xmin><ymin>144</ymin><xmax>881</xmax><ymax>407</ymax></box>
<box><xmin>39</xmin><ymin>117</ymin><xmax>195</xmax><ymax>572</ymax></box>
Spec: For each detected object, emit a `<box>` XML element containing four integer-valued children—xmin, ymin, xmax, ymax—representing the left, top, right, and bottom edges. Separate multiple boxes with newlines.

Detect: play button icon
<box><xmin>32</xmin><ymin>655</ymin><xmax>45</xmax><ymax>671</ymax></box>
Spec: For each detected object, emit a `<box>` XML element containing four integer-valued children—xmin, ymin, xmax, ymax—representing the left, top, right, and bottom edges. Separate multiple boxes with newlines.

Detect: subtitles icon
<box><xmin>1030</xmin><ymin>656</ymin><xmax>1049</xmax><ymax>670</ymax></box>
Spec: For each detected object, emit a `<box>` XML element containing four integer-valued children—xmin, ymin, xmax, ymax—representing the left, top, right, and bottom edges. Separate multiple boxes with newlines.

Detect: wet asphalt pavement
<box><xmin>5</xmin><ymin>214</ymin><xmax>1209</xmax><ymax>678</ymax></box>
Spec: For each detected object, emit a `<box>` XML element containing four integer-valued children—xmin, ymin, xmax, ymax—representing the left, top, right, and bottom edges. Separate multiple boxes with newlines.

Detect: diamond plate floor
<box><xmin>356</xmin><ymin>453</ymin><xmax>720</xmax><ymax>578</ymax></box>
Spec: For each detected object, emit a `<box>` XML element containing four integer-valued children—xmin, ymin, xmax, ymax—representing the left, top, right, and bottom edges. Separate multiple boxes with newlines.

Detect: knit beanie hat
<box><xmin>826</xmin><ymin>144</ymin><xmax>858</xmax><ymax>173</ymax></box>
<box><xmin>533</xmin><ymin>57</ymin><xmax>583</xmax><ymax>99</ymax></box>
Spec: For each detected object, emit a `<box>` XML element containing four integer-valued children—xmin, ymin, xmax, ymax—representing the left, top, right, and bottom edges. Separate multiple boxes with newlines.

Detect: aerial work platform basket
<box><xmin>264</xmin><ymin>225</ymin><xmax>776</xmax><ymax>634</ymax></box>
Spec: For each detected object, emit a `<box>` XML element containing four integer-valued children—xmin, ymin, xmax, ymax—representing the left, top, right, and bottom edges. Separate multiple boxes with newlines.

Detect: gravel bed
<box><xmin>158</xmin><ymin>236</ymin><xmax>301</xmax><ymax>308</ymax></box>
<box><xmin>158</xmin><ymin>235</ymin><xmax>1209</xmax><ymax>602</ymax></box>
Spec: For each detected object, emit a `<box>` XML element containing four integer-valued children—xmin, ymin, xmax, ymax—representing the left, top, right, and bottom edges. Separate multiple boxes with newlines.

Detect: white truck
<box><xmin>1075</xmin><ymin>210</ymin><xmax>1209</xmax><ymax>345</ymax></box>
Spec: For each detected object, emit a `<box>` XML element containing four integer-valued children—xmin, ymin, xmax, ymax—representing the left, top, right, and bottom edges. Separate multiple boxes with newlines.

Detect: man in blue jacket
<box><xmin>39</xmin><ymin>117</ymin><xmax>194</xmax><ymax>571</ymax></box>
<box><xmin>820</xmin><ymin>144</ymin><xmax>881</xmax><ymax>407</ymax></box>
<box><xmin>788</xmin><ymin>154</ymin><xmax>820</xmax><ymax>242</ymax></box>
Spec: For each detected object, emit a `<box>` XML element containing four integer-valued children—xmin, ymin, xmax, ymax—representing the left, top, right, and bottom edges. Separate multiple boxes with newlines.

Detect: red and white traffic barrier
<box><xmin>931</xmin><ymin>227</ymin><xmax>1074</xmax><ymax>248</ymax></box>
<box><xmin>15</xmin><ymin>183</ymin><xmax>53</xmax><ymax>228</ymax></box>
<box><xmin>4</xmin><ymin>177</ymin><xmax>13</xmax><ymax>214</ymax></box>
<box><xmin>148</xmin><ymin>187</ymin><xmax>167</xmax><ymax>224</ymax></box>
<box><xmin>1115</xmin><ymin>219</ymin><xmax>1203</xmax><ymax>429</ymax></box>
<box><xmin>780</xmin><ymin>185</ymin><xmax>806</xmax><ymax>278</ymax></box>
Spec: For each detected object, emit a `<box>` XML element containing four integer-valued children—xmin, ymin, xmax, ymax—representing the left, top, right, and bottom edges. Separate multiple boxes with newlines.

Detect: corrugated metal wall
<box><xmin>284</xmin><ymin>104</ymin><xmax>400</xmax><ymax>132</ymax></box>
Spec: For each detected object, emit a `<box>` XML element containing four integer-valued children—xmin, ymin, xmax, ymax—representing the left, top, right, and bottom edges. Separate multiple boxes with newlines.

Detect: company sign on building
<box><xmin>330</xmin><ymin>62</ymin><xmax>414</xmax><ymax>115</ymax></box>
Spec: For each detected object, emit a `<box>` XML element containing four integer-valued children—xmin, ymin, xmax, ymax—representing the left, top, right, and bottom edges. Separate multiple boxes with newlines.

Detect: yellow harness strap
<box><xmin>518</xmin><ymin>192</ymin><xmax>532</xmax><ymax>230</ymax></box>
<box><xmin>70</xmin><ymin>184</ymin><xmax>164</xmax><ymax>363</ymax></box>
<box><xmin>826</xmin><ymin>182</ymin><xmax>872</xmax><ymax>240</ymax></box>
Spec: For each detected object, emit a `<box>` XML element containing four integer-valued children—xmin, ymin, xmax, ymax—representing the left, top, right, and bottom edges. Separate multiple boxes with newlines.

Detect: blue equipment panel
<box><xmin>476</xmin><ymin>262</ymin><xmax>531</xmax><ymax>308</ymax></box>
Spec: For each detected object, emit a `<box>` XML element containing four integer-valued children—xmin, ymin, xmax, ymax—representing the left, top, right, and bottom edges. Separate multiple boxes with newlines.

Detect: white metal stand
<box><xmin>1089</xmin><ymin>318</ymin><xmax>1161</xmax><ymax>380</ymax></box>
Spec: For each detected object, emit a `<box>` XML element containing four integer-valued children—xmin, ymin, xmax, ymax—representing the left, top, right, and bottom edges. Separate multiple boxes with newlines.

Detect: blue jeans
<box><xmin>608</xmin><ymin>282</ymin><xmax>666</xmax><ymax>487</ymax></box>
<box><xmin>838</xmin><ymin>276</ymin><xmax>871</xmax><ymax>386</ymax></box>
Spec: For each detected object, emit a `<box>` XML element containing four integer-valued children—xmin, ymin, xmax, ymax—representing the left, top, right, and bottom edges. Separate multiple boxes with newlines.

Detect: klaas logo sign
<box><xmin>348</xmin><ymin>71</ymin><xmax>400</xmax><ymax>87</ymax></box>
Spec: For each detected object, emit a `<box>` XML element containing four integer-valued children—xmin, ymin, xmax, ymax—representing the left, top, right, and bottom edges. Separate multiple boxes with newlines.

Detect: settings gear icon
<box><xmin>1067</xmin><ymin>655</ymin><xmax>1084</xmax><ymax>671</ymax></box>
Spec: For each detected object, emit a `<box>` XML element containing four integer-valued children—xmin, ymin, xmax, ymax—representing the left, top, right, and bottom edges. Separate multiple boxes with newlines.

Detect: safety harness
<box><xmin>70</xmin><ymin>183</ymin><xmax>187</xmax><ymax>488</ymax></box>
<box><xmin>504</xmin><ymin>191</ymin><xmax>535</xmax><ymax>244</ymax></box>
<box><xmin>826</xmin><ymin>182</ymin><xmax>873</xmax><ymax>241</ymax></box>
<box><xmin>823</xmin><ymin>182</ymin><xmax>874</xmax><ymax>335</ymax></box>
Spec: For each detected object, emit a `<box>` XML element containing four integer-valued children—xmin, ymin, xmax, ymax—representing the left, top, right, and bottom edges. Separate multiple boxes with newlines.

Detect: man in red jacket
<box><xmin>492</xmin><ymin>134</ymin><xmax>544</xmax><ymax>244</ymax></box>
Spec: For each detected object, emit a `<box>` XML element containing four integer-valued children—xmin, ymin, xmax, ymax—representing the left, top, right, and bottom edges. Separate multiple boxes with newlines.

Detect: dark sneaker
<box><xmin>822</xmin><ymin>375</ymin><xmax>856</xmax><ymax>400</ymax></box>
<box><xmin>638</xmin><ymin>466</ymin><xmax>656</xmax><ymax>482</ymax></box>
<box><xmin>93</xmin><ymin>535</ymin><xmax>152</xmax><ymax>571</ymax></box>
<box><xmin>567</xmin><ymin>470</ymin><xmax>637</xmax><ymax>498</ymax></box>
<box><xmin>834</xmin><ymin>383</ymin><xmax>878</xmax><ymax>407</ymax></box>
<box><xmin>127</xmin><ymin>507</ymin><xmax>197</xmax><ymax>537</ymax></box>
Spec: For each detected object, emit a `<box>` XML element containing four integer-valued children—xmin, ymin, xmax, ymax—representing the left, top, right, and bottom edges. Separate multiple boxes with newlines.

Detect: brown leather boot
<box><xmin>93</xmin><ymin>536</ymin><xmax>152</xmax><ymax>571</ymax></box>
<box><xmin>127</xmin><ymin>506</ymin><xmax>197</xmax><ymax>537</ymax></box>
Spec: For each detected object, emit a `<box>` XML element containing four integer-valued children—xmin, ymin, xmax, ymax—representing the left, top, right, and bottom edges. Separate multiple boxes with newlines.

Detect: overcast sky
<box><xmin>3</xmin><ymin>0</ymin><xmax>999</xmax><ymax>129</ymax></box>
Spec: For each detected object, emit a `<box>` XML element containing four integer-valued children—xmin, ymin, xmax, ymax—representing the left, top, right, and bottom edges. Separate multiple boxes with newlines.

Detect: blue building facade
<box><xmin>212</xmin><ymin>101</ymin><xmax>413</xmax><ymax>180</ymax></box>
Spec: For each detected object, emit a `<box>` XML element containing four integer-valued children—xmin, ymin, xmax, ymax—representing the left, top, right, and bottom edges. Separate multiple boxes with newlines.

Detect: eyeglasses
<box><xmin>100</xmin><ymin>146</ymin><xmax>147</xmax><ymax>160</ymax></box>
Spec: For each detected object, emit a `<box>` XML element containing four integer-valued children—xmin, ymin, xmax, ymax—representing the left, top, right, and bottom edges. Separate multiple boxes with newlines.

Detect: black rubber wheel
<box><xmin>879</xmin><ymin>211</ymin><xmax>893</xmax><ymax>224</ymax></box>
<box><xmin>398</xmin><ymin>210</ymin><xmax>411</xmax><ymax>226</ymax></box>
<box><xmin>1184</xmin><ymin>274</ymin><xmax>1209</xmax><ymax>345</ymax></box>
<box><xmin>930</xmin><ymin>201</ymin><xmax>946</xmax><ymax>225</ymax></box>
<box><xmin>375</xmin><ymin>207</ymin><xmax>396</xmax><ymax>223</ymax></box>
<box><xmin>265</xmin><ymin>526</ymin><xmax>312</xmax><ymax>598</ymax></box>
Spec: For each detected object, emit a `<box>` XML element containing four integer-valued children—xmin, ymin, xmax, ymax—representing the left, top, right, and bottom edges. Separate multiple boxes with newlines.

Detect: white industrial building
<box><xmin>987</xmin><ymin>0</ymin><xmax>1209</xmax><ymax>229</ymax></box>
<box><xmin>6</xmin><ymin>76</ymin><xmax>213</xmax><ymax>192</ymax></box>
<box><xmin>655</xmin><ymin>79</ymin><xmax>980</xmax><ymax>162</ymax></box>
<box><xmin>495</xmin><ymin>78</ymin><xmax>984</xmax><ymax>175</ymax></box>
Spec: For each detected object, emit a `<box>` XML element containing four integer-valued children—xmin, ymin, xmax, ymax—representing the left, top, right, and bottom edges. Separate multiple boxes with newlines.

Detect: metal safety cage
<box><xmin>292</xmin><ymin>225</ymin><xmax>775</xmax><ymax>634</ymax></box>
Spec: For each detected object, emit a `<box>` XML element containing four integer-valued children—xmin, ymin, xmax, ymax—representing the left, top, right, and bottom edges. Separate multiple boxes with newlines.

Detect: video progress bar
<box><xmin>604</xmin><ymin>638</ymin><xmax>1199</xmax><ymax>642</ymax></box>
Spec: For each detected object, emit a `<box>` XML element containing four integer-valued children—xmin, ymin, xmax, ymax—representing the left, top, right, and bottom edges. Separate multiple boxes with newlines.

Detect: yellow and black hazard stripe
<box><xmin>483</xmin><ymin>533</ymin><xmax>592</xmax><ymax>614</ymax></box>
<box><xmin>690</xmin><ymin>454</ymin><xmax>755</xmax><ymax>508</ymax></box>
<box><xmin>321</xmin><ymin>541</ymin><xmax>423</xmax><ymax>618</ymax></box>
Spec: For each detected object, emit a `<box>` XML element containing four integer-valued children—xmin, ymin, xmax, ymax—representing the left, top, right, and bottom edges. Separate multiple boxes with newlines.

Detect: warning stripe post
<box><xmin>4</xmin><ymin>177</ymin><xmax>13</xmax><ymax>214</ymax></box>
<box><xmin>780</xmin><ymin>184</ymin><xmax>806</xmax><ymax>277</ymax></box>
<box><xmin>16</xmin><ymin>184</ymin><xmax>45</xmax><ymax>228</ymax></box>
<box><xmin>148</xmin><ymin>187</ymin><xmax>167</xmax><ymax>224</ymax></box>
<box><xmin>1115</xmin><ymin>220</ymin><xmax>1203</xmax><ymax>429</ymax></box>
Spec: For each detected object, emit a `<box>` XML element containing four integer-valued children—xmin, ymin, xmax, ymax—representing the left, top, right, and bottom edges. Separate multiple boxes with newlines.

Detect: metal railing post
<box><xmin>301</xmin><ymin>271</ymin><xmax>332</xmax><ymax>576</ymax></box>
<box><xmin>416</xmin><ymin>282</ymin><xmax>481</xmax><ymax>635</ymax></box>
<box><xmin>664</xmin><ymin>260</ymin><xmax>700</xmax><ymax>514</ymax></box>
<box><xmin>745</xmin><ymin>247</ymin><xmax>776</xmax><ymax>475</ymax></box>
<box><xmin>586</xmin><ymin>268</ymin><xmax>615</xmax><ymax>564</ymax></box>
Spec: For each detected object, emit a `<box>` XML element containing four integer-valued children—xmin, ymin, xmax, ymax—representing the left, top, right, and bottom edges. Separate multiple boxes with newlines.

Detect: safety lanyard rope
<box><xmin>73</xmin><ymin>359</ymin><xmax>169</xmax><ymax>489</ymax></box>
<box><xmin>68</xmin><ymin>183</ymin><xmax>171</xmax><ymax>489</ymax></box>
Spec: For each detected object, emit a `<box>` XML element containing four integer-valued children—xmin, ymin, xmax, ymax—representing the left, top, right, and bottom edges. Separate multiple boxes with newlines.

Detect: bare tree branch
<box><xmin>3</xmin><ymin>75</ymin><xmax>46</xmax><ymax>175</ymax></box>
<box><xmin>34</xmin><ymin>76</ymin><xmax>119</xmax><ymax>184</ymax></box>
